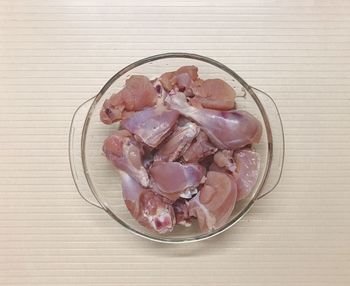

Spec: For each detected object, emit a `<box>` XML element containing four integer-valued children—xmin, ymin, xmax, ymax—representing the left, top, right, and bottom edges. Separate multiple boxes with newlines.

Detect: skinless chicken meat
<box><xmin>234</xmin><ymin>149</ymin><xmax>261</xmax><ymax>201</ymax></box>
<box><xmin>120</xmin><ymin>104</ymin><xmax>179</xmax><ymax>148</ymax></box>
<box><xmin>154</xmin><ymin>122</ymin><xmax>200</xmax><ymax>162</ymax></box>
<box><xmin>149</xmin><ymin>161</ymin><xmax>206</xmax><ymax>202</ymax></box>
<box><xmin>208</xmin><ymin>161</ymin><xmax>227</xmax><ymax>173</ymax></box>
<box><xmin>100</xmin><ymin>75</ymin><xmax>157</xmax><ymax>124</ymax></box>
<box><xmin>213</xmin><ymin>150</ymin><xmax>237</xmax><ymax>173</ymax></box>
<box><xmin>103</xmin><ymin>130</ymin><xmax>149</xmax><ymax>187</ymax></box>
<box><xmin>190</xmin><ymin>79</ymin><xmax>236</xmax><ymax>110</ymax></box>
<box><xmin>188</xmin><ymin>171</ymin><xmax>237</xmax><ymax>232</ymax></box>
<box><xmin>166</xmin><ymin>92</ymin><xmax>262</xmax><ymax>150</ymax></box>
<box><xmin>173</xmin><ymin>198</ymin><xmax>192</xmax><ymax>227</ymax></box>
<box><xmin>182</xmin><ymin>131</ymin><xmax>218</xmax><ymax>163</ymax></box>
<box><xmin>209</xmin><ymin>149</ymin><xmax>261</xmax><ymax>201</ymax></box>
<box><xmin>120</xmin><ymin>171</ymin><xmax>175</xmax><ymax>233</ymax></box>
<box><xmin>159</xmin><ymin>65</ymin><xmax>199</xmax><ymax>95</ymax></box>
<box><xmin>100</xmin><ymin>65</ymin><xmax>262</xmax><ymax>234</ymax></box>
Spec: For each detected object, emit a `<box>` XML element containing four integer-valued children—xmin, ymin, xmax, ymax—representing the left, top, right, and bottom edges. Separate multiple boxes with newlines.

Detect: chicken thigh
<box><xmin>190</xmin><ymin>79</ymin><xmax>236</xmax><ymax>110</ymax></box>
<box><xmin>120</xmin><ymin>171</ymin><xmax>175</xmax><ymax>233</ymax></box>
<box><xmin>100</xmin><ymin>75</ymin><xmax>157</xmax><ymax>124</ymax></box>
<box><xmin>149</xmin><ymin>161</ymin><xmax>206</xmax><ymax>202</ymax></box>
<box><xmin>188</xmin><ymin>171</ymin><xmax>237</xmax><ymax>232</ymax></box>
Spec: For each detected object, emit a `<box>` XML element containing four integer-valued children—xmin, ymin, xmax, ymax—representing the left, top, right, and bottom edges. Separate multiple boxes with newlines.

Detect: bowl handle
<box><xmin>249</xmin><ymin>87</ymin><xmax>285</xmax><ymax>200</ymax></box>
<box><xmin>69</xmin><ymin>96</ymin><xmax>103</xmax><ymax>209</ymax></box>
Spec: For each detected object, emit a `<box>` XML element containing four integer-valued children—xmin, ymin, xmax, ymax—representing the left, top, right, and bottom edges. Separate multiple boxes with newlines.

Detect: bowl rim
<box><xmin>80</xmin><ymin>52</ymin><xmax>274</xmax><ymax>243</ymax></box>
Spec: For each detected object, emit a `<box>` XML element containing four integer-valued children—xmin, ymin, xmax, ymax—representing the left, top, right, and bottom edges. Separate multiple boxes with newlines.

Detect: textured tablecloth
<box><xmin>1</xmin><ymin>0</ymin><xmax>350</xmax><ymax>285</ymax></box>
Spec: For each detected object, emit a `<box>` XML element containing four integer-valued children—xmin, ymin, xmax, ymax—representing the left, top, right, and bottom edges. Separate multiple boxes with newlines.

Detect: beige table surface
<box><xmin>1</xmin><ymin>0</ymin><xmax>350</xmax><ymax>285</ymax></box>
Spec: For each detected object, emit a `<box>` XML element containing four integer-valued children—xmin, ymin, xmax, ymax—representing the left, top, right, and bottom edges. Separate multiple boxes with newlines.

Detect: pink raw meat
<box><xmin>166</xmin><ymin>92</ymin><xmax>262</xmax><ymax>150</ymax></box>
<box><xmin>183</xmin><ymin>131</ymin><xmax>218</xmax><ymax>163</ymax></box>
<box><xmin>213</xmin><ymin>150</ymin><xmax>237</xmax><ymax>173</ymax></box>
<box><xmin>154</xmin><ymin>122</ymin><xmax>200</xmax><ymax>162</ymax></box>
<box><xmin>100</xmin><ymin>75</ymin><xmax>157</xmax><ymax>124</ymax></box>
<box><xmin>103</xmin><ymin>130</ymin><xmax>149</xmax><ymax>187</ymax></box>
<box><xmin>159</xmin><ymin>66</ymin><xmax>198</xmax><ymax>95</ymax></box>
<box><xmin>234</xmin><ymin>149</ymin><xmax>261</xmax><ymax>201</ymax></box>
<box><xmin>149</xmin><ymin>161</ymin><xmax>206</xmax><ymax>202</ymax></box>
<box><xmin>173</xmin><ymin>198</ymin><xmax>192</xmax><ymax>227</ymax></box>
<box><xmin>152</xmin><ymin>78</ymin><xmax>169</xmax><ymax>103</ymax></box>
<box><xmin>120</xmin><ymin>171</ymin><xmax>175</xmax><ymax>233</ymax></box>
<box><xmin>188</xmin><ymin>171</ymin><xmax>237</xmax><ymax>232</ymax></box>
<box><xmin>120</xmin><ymin>104</ymin><xmax>179</xmax><ymax>148</ymax></box>
<box><xmin>209</xmin><ymin>149</ymin><xmax>261</xmax><ymax>201</ymax></box>
<box><xmin>190</xmin><ymin>79</ymin><xmax>236</xmax><ymax>110</ymax></box>
<box><xmin>208</xmin><ymin>161</ymin><xmax>227</xmax><ymax>173</ymax></box>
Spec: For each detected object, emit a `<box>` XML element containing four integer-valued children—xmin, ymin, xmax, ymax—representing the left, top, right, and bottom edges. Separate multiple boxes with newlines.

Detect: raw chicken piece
<box><xmin>175</xmin><ymin>66</ymin><xmax>199</xmax><ymax>91</ymax></box>
<box><xmin>149</xmin><ymin>161</ymin><xmax>206</xmax><ymax>202</ymax></box>
<box><xmin>142</xmin><ymin>150</ymin><xmax>154</xmax><ymax>169</ymax></box>
<box><xmin>120</xmin><ymin>104</ymin><xmax>179</xmax><ymax>148</ymax></box>
<box><xmin>159</xmin><ymin>71</ymin><xmax>175</xmax><ymax>92</ymax></box>
<box><xmin>154</xmin><ymin>122</ymin><xmax>200</xmax><ymax>162</ymax></box>
<box><xmin>189</xmin><ymin>171</ymin><xmax>237</xmax><ymax>232</ymax></box>
<box><xmin>213</xmin><ymin>150</ymin><xmax>237</xmax><ymax>173</ymax></box>
<box><xmin>183</xmin><ymin>131</ymin><xmax>218</xmax><ymax>163</ymax></box>
<box><xmin>177</xmin><ymin>116</ymin><xmax>192</xmax><ymax>127</ymax></box>
<box><xmin>159</xmin><ymin>66</ymin><xmax>198</xmax><ymax>94</ymax></box>
<box><xmin>100</xmin><ymin>75</ymin><xmax>157</xmax><ymax>124</ymax></box>
<box><xmin>234</xmin><ymin>149</ymin><xmax>261</xmax><ymax>201</ymax></box>
<box><xmin>120</xmin><ymin>171</ymin><xmax>175</xmax><ymax>233</ymax></box>
<box><xmin>166</xmin><ymin>92</ymin><xmax>262</xmax><ymax>150</ymax></box>
<box><xmin>103</xmin><ymin>130</ymin><xmax>149</xmax><ymax>187</ymax></box>
<box><xmin>173</xmin><ymin>198</ymin><xmax>192</xmax><ymax>227</ymax></box>
<box><xmin>190</xmin><ymin>79</ymin><xmax>236</xmax><ymax>110</ymax></box>
<box><xmin>152</xmin><ymin>78</ymin><xmax>169</xmax><ymax>103</ymax></box>
<box><xmin>191</xmin><ymin>78</ymin><xmax>204</xmax><ymax>90</ymax></box>
<box><xmin>208</xmin><ymin>161</ymin><xmax>227</xmax><ymax>173</ymax></box>
<box><xmin>176</xmin><ymin>66</ymin><xmax>198</xmax><ymax>81</ymax></box>
<box><xmin>199</xmin><ymin>155</ymin><xmax>216</xmax><ymax>171</ymax></box>
<box><xmin>209</xmin><ymin>149</ymin><xmax>261</xmax><ymax>201</ymax></box>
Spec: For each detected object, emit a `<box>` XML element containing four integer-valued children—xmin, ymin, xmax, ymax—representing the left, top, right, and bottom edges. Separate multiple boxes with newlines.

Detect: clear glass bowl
<box><xmin>69</xmin><ymin>53</ymin><xmax>285</xmax><ymax>243</ymax></box>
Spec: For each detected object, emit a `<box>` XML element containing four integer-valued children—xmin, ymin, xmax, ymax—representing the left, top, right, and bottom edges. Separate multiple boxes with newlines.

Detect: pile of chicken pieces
<box><xmin>100</xmin><ymin>66</ymin><xmax>262</xmax><ymax>234</ymax></box>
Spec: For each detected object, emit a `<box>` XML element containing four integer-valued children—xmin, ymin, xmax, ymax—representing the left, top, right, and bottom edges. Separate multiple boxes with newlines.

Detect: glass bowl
<box><xmin>69</xmin><ymin>53</ymin><xmax>284</xmax><ymax>243</ymax></box>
